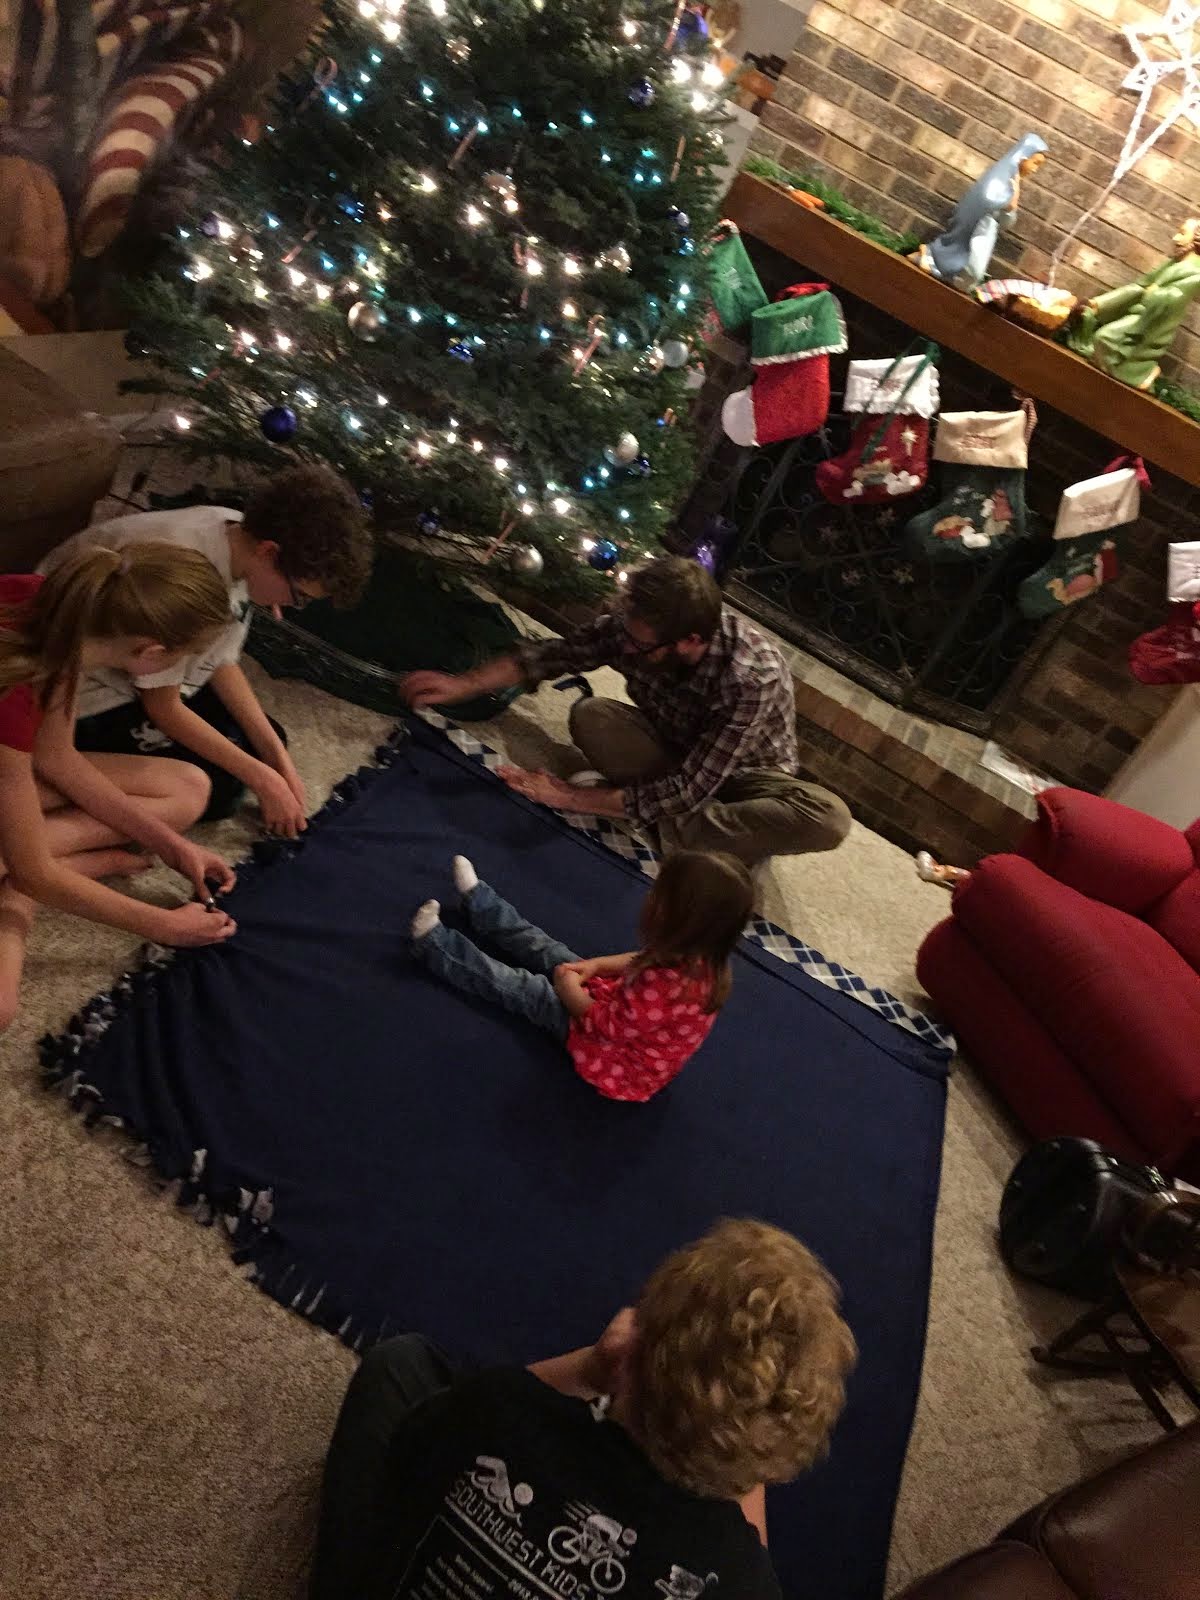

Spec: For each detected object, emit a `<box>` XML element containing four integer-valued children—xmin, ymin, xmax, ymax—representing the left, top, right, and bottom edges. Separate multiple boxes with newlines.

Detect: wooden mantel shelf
<box><xmin>724</xmin><ymin>172</ymin><xmax>1200</xmax><ymax>488</ymax></box>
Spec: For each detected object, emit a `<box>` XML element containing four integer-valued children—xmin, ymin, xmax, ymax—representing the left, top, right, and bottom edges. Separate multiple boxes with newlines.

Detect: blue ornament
<box><xmin>693</xmin><ymin>541</ymin><xmax>716</xmax><ymax>573</ymax></box>
<box><xmin>335</xmin><ymin>192</ymin><xmax>364</xmax><ymax>220</ymax></box>
<box><xmin>628</xmin><ymin>78</ymin><xmax>655</xmax><ymax>108</ymax></box>
<box><xmin>676</xmin><ymin>7</ymin><xmax>708</xmax><ymax>41</ymax></box>
<box><xmin>630</xmin><ymin>455</ymin><xmax>652</xmax><ymax>477</ymax></box>
<box><xmin>679</xmin><ymin>235</ymin><xmax>695</xmax><ymax>255</ymax></box>
<box><xmin>703</xmin><ymin>514</ymin><xmax>739</xmax><ymax>556</ymax></box>
<box><xmin>447</xmin><ymin>339</ymin><xmax>475</xmax><ymax>362</ymax></box>
<box><xmin>416</xmin><ymin>509</ymin><xmax>442</xmax><ymax>535</ymax></box>
<box><xmin>588</xmin><ymin>538</ymin><xmax>621</xmax><ymax>572</ymax></box>
<box><xmin>668</xmin><ymin>206</ymin><xmax>690</xmax><ymax>230</ymax></box>
<box><xmin>260</xmin><ymin>405</ymin><xmax>298</xmax><ymax>443</ymax></box>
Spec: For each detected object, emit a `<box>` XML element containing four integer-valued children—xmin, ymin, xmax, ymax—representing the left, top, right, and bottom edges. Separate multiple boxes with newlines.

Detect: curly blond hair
<box><xmin>633</xmin><ymin>1218</ymin><xmax>857</xmax><ymax>1499</ymax></box>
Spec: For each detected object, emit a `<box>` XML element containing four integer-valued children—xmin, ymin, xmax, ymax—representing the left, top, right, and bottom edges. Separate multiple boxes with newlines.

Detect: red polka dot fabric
<box><xmin>567</xmin><ymin>965</ymin><xmax>717</xmax><ymax>1102</ymax></box>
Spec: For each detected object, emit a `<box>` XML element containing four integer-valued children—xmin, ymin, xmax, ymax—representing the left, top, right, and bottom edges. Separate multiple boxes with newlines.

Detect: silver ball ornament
<box><xmin>348</xmin><ymin>300</ymin><xmax>388</xmax><ymax>341</ymax></box>
<box><xmin>662</xmin><ymin>338</ymin><xmax>690</xmax><ymax>369</ymax></box>
<box><xmin>603</xmin><ymin>431</ymin><xmax>640</xmax><ymax>466</ymax></box>
<box><xmin>508</xmin><ymin>543</ymin><xmax>544</xmax><ymax>578</ymax></box>
<box><xmin>596</xmin><ymin>243</ymin><xmax>632</xmax><ymax>275</ymax></box>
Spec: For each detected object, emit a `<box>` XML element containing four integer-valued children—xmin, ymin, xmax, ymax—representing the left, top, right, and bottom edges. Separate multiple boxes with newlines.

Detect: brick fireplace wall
<box><xmin>749</xmin><ymin>0</ymin><xmax>1200</xmax><ymax>389</ymax></box>
<box><xmin>713</xmin><ymin>0</ymin><xmax>1200</xmax><ymax>829</ymax></box>
<box><xmin>681</xmin><ymin>238</ymin><xmax>1188</xmax><ymax>851</ymax></box>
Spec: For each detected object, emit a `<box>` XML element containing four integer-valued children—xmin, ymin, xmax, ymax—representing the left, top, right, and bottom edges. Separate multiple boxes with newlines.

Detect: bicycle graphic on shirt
<box><xmin>547</xmin><ymin>1505</ymin><xmax>638</xmax><ymax>1594</ymax></box>
<box><xmin>470</xmin><ymin>1456</ymin><xmax>533</xmax><ymax>1520</ymax></box>
<box><xmin>655</xmin><ymin>1565</ymin><xmax>718</xmax><ymax>1600</ymax></box>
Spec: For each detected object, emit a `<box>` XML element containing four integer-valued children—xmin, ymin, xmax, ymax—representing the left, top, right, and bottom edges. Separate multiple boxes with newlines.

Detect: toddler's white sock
<box><xmin>452</xmin><ymin>856</ymin><xmax>478</xmax><ymax>895</ymax></box>
<box><xmin>412</xmin><ymin>899</ymin><xmax>441</xmax><ymax>939</ymax></box>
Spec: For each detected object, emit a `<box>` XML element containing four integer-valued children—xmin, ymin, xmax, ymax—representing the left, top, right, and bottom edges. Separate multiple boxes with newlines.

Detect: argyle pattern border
<box><xmin>418</xmin><ymin>711</ymin><xmax>957</xmax><ymax>1058</ymax></box>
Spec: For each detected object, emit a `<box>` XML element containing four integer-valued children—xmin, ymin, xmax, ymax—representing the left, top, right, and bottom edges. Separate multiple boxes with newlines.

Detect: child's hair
<box><xmin>633</xmin><ymin>1218</ymin><xmax>857</xmax><ymax>1499</ymax></box>
<box><xmin>0</xmin><ymin>543</ymin><xmax>232</xmax><ymax>709</ymax></box>
<box><xmin>634</xmin><ymin>850</ymin><xmax>754</xmax><ymax>1010</ymax></box>
<box><xmin>242</xmin><ymin>464</ymin><xmax>372</xmax><ymax>608</ymax></box>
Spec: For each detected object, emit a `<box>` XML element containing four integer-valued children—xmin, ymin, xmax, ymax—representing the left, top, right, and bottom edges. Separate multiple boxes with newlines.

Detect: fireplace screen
<box><xmin>679</xmin><ymin>425</ymin><xmax>1050</xmax><ymax>734</ymax></box>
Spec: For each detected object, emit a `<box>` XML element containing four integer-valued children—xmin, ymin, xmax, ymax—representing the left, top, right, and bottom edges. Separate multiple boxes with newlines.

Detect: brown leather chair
<box><xmin>896</xmin><ymin>1545</ymin><xmax>1076</xmax><ymax>1599</ymax></box>
<box><xmin>0</xmin><ymin>345</ymin><xmax>121</xmax><ymax>570</ymax></box>
<box><xmin>896</xmin><ymin>1421</ymin><xmax>1200</xmax><ymax>1598</ymax></box>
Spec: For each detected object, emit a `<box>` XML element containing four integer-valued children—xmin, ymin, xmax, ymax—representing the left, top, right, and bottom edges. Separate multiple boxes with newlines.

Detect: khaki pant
<box><xmin>568</xmin><ymin>697</ymin><xmax>851</xmax><ymax>867</ymax></box>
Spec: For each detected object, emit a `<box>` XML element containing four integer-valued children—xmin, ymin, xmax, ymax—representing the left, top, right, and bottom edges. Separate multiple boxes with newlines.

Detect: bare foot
<box><xmin>56</xmin><ymin>846</ymin><xmax>149</xmax><ymax>882</ymax></box>
<box><xmin>93</xmin><ymin>849</ymin><xmax>150</xmax><ymax>881</ymax></box>
<box><xmin>0</xmin><ymin>884</ymin><xmax>35</xmax><ymax>1033</ymax></box>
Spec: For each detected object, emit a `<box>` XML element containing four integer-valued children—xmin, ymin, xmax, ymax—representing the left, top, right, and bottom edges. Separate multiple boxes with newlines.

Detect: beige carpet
<box><xmin>0</xmin><ymin>660</ymin><xmax>1167</xmax><ymax>1600</ymax></box>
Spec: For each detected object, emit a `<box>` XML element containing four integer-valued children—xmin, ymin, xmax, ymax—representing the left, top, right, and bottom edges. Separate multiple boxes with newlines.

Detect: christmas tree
<box><xmin>126</xmin><ymin>0</ymin><xmax>726</xmax><ymax>591</ymax></box>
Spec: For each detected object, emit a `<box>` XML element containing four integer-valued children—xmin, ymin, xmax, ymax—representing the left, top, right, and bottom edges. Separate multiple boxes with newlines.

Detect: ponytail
<box><xmin>0</xmin><ymin>543</ymin><xmax>233</xmax><ymax>709</ymax></box>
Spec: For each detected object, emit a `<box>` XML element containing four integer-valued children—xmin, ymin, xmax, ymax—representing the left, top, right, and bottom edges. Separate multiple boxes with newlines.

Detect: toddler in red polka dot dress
<box><xmin>411</xmin><ymin>850</ymin><xmax>754</xmax><ymax>1102</ymax></box>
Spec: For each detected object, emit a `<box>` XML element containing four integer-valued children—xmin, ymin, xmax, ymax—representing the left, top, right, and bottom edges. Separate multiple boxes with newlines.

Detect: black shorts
<box><xmin>73</xmin><ymin>682</ymin><xmax>287</xmax><ymax>822</ymax></box>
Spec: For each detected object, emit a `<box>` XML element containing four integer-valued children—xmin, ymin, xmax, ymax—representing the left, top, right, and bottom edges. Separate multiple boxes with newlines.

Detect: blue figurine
<box><xmin>913</xmin><ymin>133</ymin><xmax>1049</xmax><ymax>291</ymax></box>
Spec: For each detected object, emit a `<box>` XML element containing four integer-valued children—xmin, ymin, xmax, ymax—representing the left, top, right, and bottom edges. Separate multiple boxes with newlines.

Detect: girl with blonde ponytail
<box><xmin>0</xmin><ymin>544</ymin><xmax>241</xmax><ymax>1030</ymax></box>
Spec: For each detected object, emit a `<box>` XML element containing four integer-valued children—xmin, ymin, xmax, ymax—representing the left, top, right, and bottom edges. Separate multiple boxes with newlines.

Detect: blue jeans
<box><xmin>416</xmin><ymin>881</ymin><xmax>579</xmax><ymax>1039</ymax></box>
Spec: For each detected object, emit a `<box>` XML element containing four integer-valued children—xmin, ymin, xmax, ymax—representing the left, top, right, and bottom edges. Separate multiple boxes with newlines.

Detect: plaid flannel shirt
<box><xmin>517</xmin><ymin>607</ymin><xmax>800</xmax><ymax>825</ymax></box>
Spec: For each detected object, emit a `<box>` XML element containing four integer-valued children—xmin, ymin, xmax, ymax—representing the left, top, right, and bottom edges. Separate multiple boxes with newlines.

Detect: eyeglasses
<box><xmin>619</xmin><ymin>620</ymin><xmax>671</xmax><ymax>655</ymax></box>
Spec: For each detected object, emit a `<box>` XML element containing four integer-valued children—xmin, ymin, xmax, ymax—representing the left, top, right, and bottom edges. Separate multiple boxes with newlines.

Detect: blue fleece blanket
<box><xmin>44</xmin><ymin>716</ymin><xmax>947</xmax><ymax>1600</ymax></box>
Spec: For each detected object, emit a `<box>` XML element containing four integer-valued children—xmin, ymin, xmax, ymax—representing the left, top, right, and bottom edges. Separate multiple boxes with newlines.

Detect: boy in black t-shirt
<box><xmin>309</xmin><ymin>1219</ymin><xmax>857</xmax><ymax>1600</ymax></box>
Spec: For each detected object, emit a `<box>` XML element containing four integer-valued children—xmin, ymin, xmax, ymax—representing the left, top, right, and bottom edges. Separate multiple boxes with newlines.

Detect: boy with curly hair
<box><xmin>40</xmin><ymin>465</ymin><xmax>372</xmax><ymax>835</ymax></box>
<box><xmin>310</xmin><ymin>1219</ymin><xmax>857</xmax><ymax>1600</ymax></box>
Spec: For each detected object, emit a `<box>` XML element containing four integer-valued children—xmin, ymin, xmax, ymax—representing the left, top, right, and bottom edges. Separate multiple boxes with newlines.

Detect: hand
<box><xmin>252</xmin><ymin>764</ymin><xmax>307</xmax><ymax>838</ymax></box>
<box><xmin>275</xmin><ymin>749</ymin><xmax>307</xmax><ymax>811</ymax></box>
<box><xmin>497</xmin><ymin>766</ymin><xmax>580</xmax><ymax>810</ymax></box>
<box><xmin>552</xmin><ymin>962</ymin><xmax>595</xmax><ymax>1018</ymax></box>
<box><xmin>164</xmin><ymin>839</ymin><xmax>237</xmax><ymax>901</ymax></box>
<box><xmin>154</xmin><ymin>901</ymin><xmax>237</xmax><ymax>948</ymax></box>
<box><xmin>584</xmin><ymin>1307</ymin><xmax>639</xmax><ymax>1395</ymax></box>
<box><xmin>400</xmin><ymin>670</ymin><xmax>471</xmax><ymax>708</ymax></box>
<box><xmin>562</xmin><ymin>957</ymin><xmax>604</xmax><ymax>983</ymax></box>
<box><xmin>552</xmin><ymin>962</ymin><xmax>584</xmax><ymax>999</ymax></box>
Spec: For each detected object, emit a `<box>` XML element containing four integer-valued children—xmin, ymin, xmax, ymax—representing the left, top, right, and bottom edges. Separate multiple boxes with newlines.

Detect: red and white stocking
<box><xmin>721</xmin><ymin>283</ymin><xmax>847</xmax><ymax>447</ymax></box>
<box><xmin>816</xmin><ymin>350</ymin><xmax>939</xmax><ymax>506</ymax></box>
<box><xmin>1130</xmin><ymin>541</ymin><xmax>1200</xmax><ymax>683</ymax></box>
<box><xmin>816</xmin><ymin>414</ymin><xmax>931</xmax><ymax>504</ymax></box>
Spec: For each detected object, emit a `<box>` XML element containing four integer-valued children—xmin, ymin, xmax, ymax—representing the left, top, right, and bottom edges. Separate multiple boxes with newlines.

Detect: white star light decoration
<box><xmin>1118</xmin><ymin>0</ymin><xmax>1200</xmax><ymax>180</ymax></box>
<box><xmin>1049</xmin><ymin>0</ymin><xmax>1200</xmax><ymax>277</ymax></box>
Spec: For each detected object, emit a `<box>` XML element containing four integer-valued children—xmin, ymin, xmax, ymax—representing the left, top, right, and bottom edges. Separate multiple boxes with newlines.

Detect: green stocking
<box><xmin>708</xmin><ymin>225</ymin><xmax>767</xmax><ymax>333</ymax></box>
<box><xmin>1018</xmin><ymin>529</ymin><xmax>1120</xmax><ymax>617</ymax></box>
<box><xmin>905</xmin><ymin>463</ymin><xmax>1028</xmax><ymax>562</ymax></box>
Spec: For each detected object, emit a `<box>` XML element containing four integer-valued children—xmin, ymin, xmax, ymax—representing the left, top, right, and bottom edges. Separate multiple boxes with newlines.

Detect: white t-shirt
<box><xmin>38</xmin><ymin>506</ymin><xmax>251</xmax><ymax>720</ymax></box>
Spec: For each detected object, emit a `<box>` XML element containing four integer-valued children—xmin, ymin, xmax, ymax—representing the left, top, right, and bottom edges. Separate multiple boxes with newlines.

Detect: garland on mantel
<box><xmin>1154</xmin><ymin>377</ymin><xmax>1200</xmax><ymax>426</ymax></box>
<box><xmin>742</xmin><ymin>155</ymin><xmax>920</xmax><ymax>254</ymax></box>
<box><xmin>740</xmin><ymin>155</ymin><xmax>1200</xmax><ymax>430</ymax></box>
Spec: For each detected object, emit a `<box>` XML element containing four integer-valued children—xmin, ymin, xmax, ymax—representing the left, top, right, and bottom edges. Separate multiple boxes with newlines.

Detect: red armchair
<box><xmin>916</xmin><ymin>788</ymin><xmax>1200</xmax><ymax>1182</ymax></box>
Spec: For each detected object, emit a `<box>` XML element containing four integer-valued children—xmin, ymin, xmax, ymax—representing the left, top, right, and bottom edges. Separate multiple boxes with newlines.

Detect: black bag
<box><xmin>999</xmin><ymin>1137</ymin><xmax>1170</xmax><ymax>1300</ymax></box>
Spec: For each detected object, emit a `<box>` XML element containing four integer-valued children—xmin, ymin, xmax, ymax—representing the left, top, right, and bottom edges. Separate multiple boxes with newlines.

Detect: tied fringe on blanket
<box><xmin>37</xmin><ymin>711</ymin><xmax>953</xmax><ymax>1354</ymax></box>
<box><xmin>37</xmin><ymin>723</ymin><xmax>419</xmax><ymax>1352</ymax></box>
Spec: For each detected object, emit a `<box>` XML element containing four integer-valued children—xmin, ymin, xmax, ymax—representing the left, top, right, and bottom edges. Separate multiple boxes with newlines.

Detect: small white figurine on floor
<box><xmin>915</xmin><ymin>851</ymin><xmax>972</xmax><ymax>890</ymax></box>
